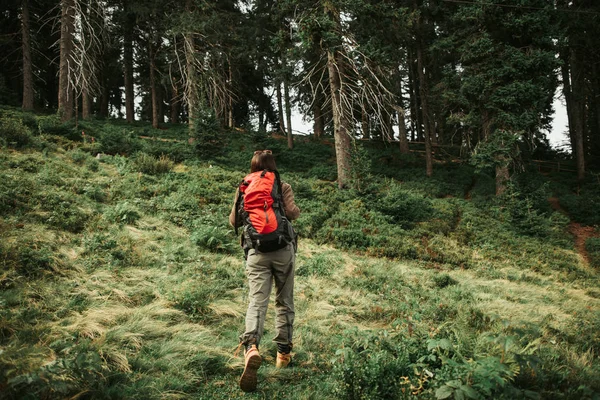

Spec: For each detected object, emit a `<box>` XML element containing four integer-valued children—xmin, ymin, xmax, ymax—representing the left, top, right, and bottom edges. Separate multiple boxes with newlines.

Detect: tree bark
<box><xmin>171</xmin><ymin>84</ymin><xmax>180</xmax><ymax>123</ymax></box>
<box><xmin>415</xmin><ymin>9</ymin><xmax>433</xmax><ymax>177</ymax></box>
<box><xmin>495</xmin><ymin>164</ymin><xmax>509</xmax><ymax>196</ymax></box>
<box><xmin>284</xmin><ymin>79</ymin><xmax>293</xmax><ymax>149</ymax></box>
<box><xmin>277</xmin><ymin>81</ymin><xmax>285</xmax><ymax>134</ymax></box>
<box><xmin>570</xmin><ymin>47</ymin><xmax>586</xmax><ymax>181</ymax></box>
<box><xmin>228</xmin><ymin>61</ymin><xmax>234</xmax><ymax>128</ymax></box>
<box><xmin>99</xmin><ymin>85</ymin><xmax>109</xmax><ymax>118</ymax></box>
<box><xmin>382</xmin><ymin>107</ymin><xmax>393</xmax><ymax>142</ymax></box>
<box><xmin>408</xmin><ymin>48</ymin><xmax>421</xmax><ymax>142</ymax></box>
<box><xmin>313</xmin><ymin>98</ymin><xmax>324</xmax><ymax>139</ymax></box>
<box><xmin>123</xmin><ymin>9</ymin><xmax>135</xmax><ymax>123</ymax></box>
<box><xmin>149</xmin><ymin>42</ymin><xmax>159</xmax><ymax>129</ymax></box>
<box><xmin>82</xmin><ymin>87</ymin><xmax>91</xmax><ymax>119</ymax></box>
<box><xmin>361</xmin><ymin>107</ymin><xmax>369</xmax><ymax>139</ymax></box>
<box><xmin>328</xmin><ymin>49</ymin><xmax>351</xmax><ymax>189</ymax></box>
<box><xmin>21</xmin><ymin>0</ymin><xmax>34</xmax><ymax>111</ymax></box>
<box><xmin>393</xmin><ymin>105</ymin><xmax>410</xmax><ymax>154</ymax></box>
<box><xmin>185</xmin><ymin>0</ymin><xmax>197</xmax><ymax>134</ymax></box>
<box><xmin>58</xmin><ymin>0</ymin><xmax>75</xmax><ymax>122</ymax></box>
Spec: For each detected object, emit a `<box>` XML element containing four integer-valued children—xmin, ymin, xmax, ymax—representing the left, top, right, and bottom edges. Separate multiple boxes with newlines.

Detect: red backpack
<box><xmin>235</xmin><ymin>169</ymin><xmax>296</xmax><ymax>254</ymax></box>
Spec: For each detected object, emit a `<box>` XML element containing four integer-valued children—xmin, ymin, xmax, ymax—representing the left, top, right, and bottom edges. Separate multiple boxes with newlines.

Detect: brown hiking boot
<box><xmin>240</xmin><ymin>345</ymin><xmax>262</xmax><ymax>392</ymax></box>
<box><xmin>276</xmin><ymin>352</ymin><xmax>292</xmax><ymax>368</ymax></box>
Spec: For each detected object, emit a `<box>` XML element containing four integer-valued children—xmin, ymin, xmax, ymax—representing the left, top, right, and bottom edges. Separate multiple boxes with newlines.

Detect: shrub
<box><xmin>130</xmin><ymin>152</ymin><xmax>174</xmax><ymax>175</ymax></box>
<box><xmin>374</xmin><ymin>183</ymin><xmax>434</xmax><ymax>228</ymax></box>
<box><xmin>0</xmin><ymin>173</ymin><xmax>34</xmax><ymax>215</ymax></box>
<box><xmin>306</xmin><ymin>164</ymin><xmax>337</xmax><ymax>181</ymax></box>
<box><xmin>0</xmin><ymin>118</ymin><xmax>32</xmax><ymax>148</ymax></box>
<box><xmin>0</xmin><ymin>239</ymin><xmax>56</xmax><ymax>279</ymax></box>
<box><xmin>332</xmin><ymin>333</ymin><xmax>412</xmax><ymax>400</ymax></box>
<box><xmin>586</xmin><ymin>238</ymin><xmax>600</xmax><ymax>269</ymax></box>
<box><xmin>105</xmin><ymin>201</ymin><xmax>141</xmax><ymax>225</ymax></box>
<box><xmin>69</xmin><ymin>148</ymin><xmax>90</xmax><ymax>165</ymax></box>
<box><xmin>433</xmin><ymin>273</ymin><xmax>458</xmax><ymax>288</ymax></box>
<box><xmin>38</xmin><ymin>118</ymin><xmax>80</xmax><ymax>141</ymax></box>
<box><xmin>45</xmin><ymin>199</ymin><xmax>90</xmax><ymax>233</ymax></box>
<box><xmin>501</xmin><ymin>184</ymin><xmax>555</xmax><ymax>237</ymax></box>
<box><xmin>98</xmin><ymin>126</ymin><xmax>142</xmax><ymax>156</ymax></box>
<box><xmin>191</xmin><ymin>225</ymin><xmax>237</xmax><ymax>254</ymax></box>
<box><xmin>190</xmin><ymin>107</ymin><xmax>226</xmax><ymax>159</ymax></box>
<box><xmin>296</xmin><ymin>252</ymin><xmax>337</xmax><ymax>277</ymax></box>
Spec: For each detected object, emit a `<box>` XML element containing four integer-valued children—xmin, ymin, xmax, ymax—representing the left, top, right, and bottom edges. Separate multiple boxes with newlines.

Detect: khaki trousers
<box><xmin>240</xmin><ymin>244</ymin><xmax>295</xmax><ymax>348</ymax></box>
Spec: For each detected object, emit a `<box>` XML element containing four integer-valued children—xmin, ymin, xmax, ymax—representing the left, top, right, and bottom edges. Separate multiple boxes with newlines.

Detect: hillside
<box><xmin>1</xmin><ymin>111</ymin><xmax>600</xmax><ymax>399</ymax></box>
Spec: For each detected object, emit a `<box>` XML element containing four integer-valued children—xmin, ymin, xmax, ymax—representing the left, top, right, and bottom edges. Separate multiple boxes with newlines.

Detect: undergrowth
<box><xmin>0</xmin><ymin>107</ymin><xmax>599</xmax><ymax>399</ymax></box>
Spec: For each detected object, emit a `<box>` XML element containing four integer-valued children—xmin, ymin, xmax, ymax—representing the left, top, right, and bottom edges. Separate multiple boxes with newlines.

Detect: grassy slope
<box><xmin>1</xmin><ymin>115</ymin><xmax>599</xmax><ymax>399</ymax></box>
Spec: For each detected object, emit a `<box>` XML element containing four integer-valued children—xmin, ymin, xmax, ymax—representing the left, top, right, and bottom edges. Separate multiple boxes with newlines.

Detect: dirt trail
<box><xmin>549</xmin><ymin>197</ymin><xmax>598</xmax><ymax>266</ymax></box>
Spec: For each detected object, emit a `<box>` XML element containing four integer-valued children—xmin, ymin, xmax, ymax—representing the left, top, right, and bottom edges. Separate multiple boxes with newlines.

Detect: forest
<box><xmin>1</xmin><ymin>0</ymin><xmax>600</xmax><ymax>187</ymax></box>
<box><xmin>1</xmin><ymin>0</ymin><xmax>600</xmax><ymax>399</ymax></box>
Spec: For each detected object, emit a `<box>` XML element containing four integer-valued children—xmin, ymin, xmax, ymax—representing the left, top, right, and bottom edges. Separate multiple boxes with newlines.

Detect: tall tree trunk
<box><xmin>415</xmin><ymin>13</ymin><xmax>433</xmax><ymax>177</ymax></box>
<box><xmin>328</xmin><ymin>49</ymin><xmax>351</xmax><ymax>189</ymax></box>
<box><xmin>99</xmin><ymin>84</ymin><xmax>109</xmax><ymax>118</ymax></box>
<box><xmin>58</xmin><ymin>0</ymin><xmax>75</xmax><ymax>122</ymax></box>
<box><xmin>594</xmin><ymin>67</ymin><xmax>600</xmax><ymax>155</ymax></box>
<box><xmin>495</xmin><ymin>164</ymin><xmax>509</xmax><ymax>196</ymax></box>
<box><xmin>393</xmin><ymin>105</ymin><xmax>410</xmax><ymax>154</ymax></box>
<box><xmin>82</xmin><ymin>87</ymin><xmax>91</xmax><ymax>119</ymax></box>
<box><xmin>382</xmin><ymin>107</ymin><xmax>392</xmax><ymax>142</ymax></box>
<box><xmin>171</xmin><ymin>84</ymin><xmax>180</xmax><ymax>123</ymax></box>
<box><xmin>361</xmin><ymin>106</ymin><xmax>369</xmax><ymax>139</ymax></box>
<box><xmin>560</xmin><ymin>53</ymin><xmax>575</xmax><ymax>146</ymax></box>
<box><xmin>284</xmin><ymin>79</ymin><xmax>293</xmax><ymax>149</ymax></box>
<box><xmin>149</xmin><ymin>42</ymin><xmax>159</xmax><ymax>129</ymax></box>
<box><xmin>228</xmin><ymin>62</ymin><xmax>234</xmax><ymax>129</ymax></box>
<box><xmin>158</xmin><ymin>86</ymin><xmax>164</xmax><ymax>124</ymax></box>
<box><xmin>185</xmin><ymin>0</ymin><xmax>197</xmax><ymax>134</ymax></box>
<box><xmin>277</xmin><ymin>81</ymin><xmax>285</xmax><ymax>134</ymax></box>
<box><xmin>313</xmin><ymin>98</ymin><xmax>324</xmax><ymax>138</ymax></box>
<box><xmin>123</xmin><ymin>10</ymin><xmax>135</xmax><ymax>123</ymax></box>
<box><xmin>408</xmin><ymin>48</ymin><xmax>421</xmax><ymax>141</ymax></box>
<box><xmin>570</xmin><ymin>48</ymin><xmax>586</xmax><ymax>181</ymax></box>
<box><xmin>21</xmin><ymin>0</ymin><xmax>34</xmax><ymax>111</ymax></box>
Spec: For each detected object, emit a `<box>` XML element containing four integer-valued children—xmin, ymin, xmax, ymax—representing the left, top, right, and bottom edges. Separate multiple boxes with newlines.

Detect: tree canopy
<box><xmin>2</xmin><ymin>0</ymin><xmax>600</xmax><ymax>188</ymax></box>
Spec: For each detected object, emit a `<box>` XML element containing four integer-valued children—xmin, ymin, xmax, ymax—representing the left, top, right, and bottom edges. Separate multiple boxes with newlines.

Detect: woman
<box><xmin>229</xmin><ymin>150</ymin><xmax>300</xmax><ymax>393</ymax></box>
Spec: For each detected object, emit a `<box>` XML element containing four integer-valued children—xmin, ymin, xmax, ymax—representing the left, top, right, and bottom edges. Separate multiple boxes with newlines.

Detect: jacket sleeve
<box><xmin>229</xmin><ymin>188</ymin><xmax>240</xmax><ymax>227</ymax></box>
<box><xmin>281</xmin><ymin>182</ymin><xmax>300</xmax><ymax>220</ymax></box>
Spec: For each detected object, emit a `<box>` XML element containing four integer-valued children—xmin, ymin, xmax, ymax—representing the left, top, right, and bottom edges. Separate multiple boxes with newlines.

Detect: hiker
<box><xmin>229</xmin><ymin>149</ymin><xmax>300</xmax><ymax>392</ymax></box>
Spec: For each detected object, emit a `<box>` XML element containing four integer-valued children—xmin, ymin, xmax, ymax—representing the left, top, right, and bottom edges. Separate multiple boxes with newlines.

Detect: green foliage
<box><xmin>0</xmin><ymin>239</ymin><xmax>56</xmax><ymax>279</ymax></box>
<box><xmin>433</xmin><ymin>273</ymin><xmax>458</xmax><ymax>289</ymax></box>
<box><xmin>470</xmin><ymin>130</ymin><xmax>521</xmax><ymax>173</ymax></box>
<box><xmin>105</xmin><ymin>201</ymin><xmax>141</xmax><ymax>225</ymax></box>
<box><xmin>586</xmin><ymin>238</ymin><xmax>600</xmax><ymax>269</ymax></box>
<box><xmin>374</xmin><ymin>183</ymin><xmax>434</xmax><ymax>228</ymax></box>
<box><xmin>558</xmin><ymin>180</ymin><xmax>600</xmax><ymax>226</ymax></box>
<box><xmin>307</xmin><ymin>163</ymin><xmax>337</xmax><ymax>181</ymax></box>
<box><xmin>1</xmin><ymin>117</ymin><xmax>599</xmax><ymax>400</ymax></box>
<box><xmin>0</xmin><ymin>172</ymin><xmax>35</xmax><ymax>215</ymax></box>
<box><xmin>130</xmin><ymin>152</ymin><xmax>174</xmax><ymax>175</ymax></box>
<box><xmin>191</xmin><ymin>107</ymin><xmax>226</xmax><ymax>158</ymax></box>
<box><xmin>0</xmin><ymin>117</ymin><xmax>33</xmax><ymax>148</ymax></box>
<box><xmin>500</xmin><ymin>181</ymin><xmax>558</xmax><ymax>237</ymax></box>
<box><xmin>41</xmin><ymin>192</ymin><xmax>90</xmax><ymax>233</ymax></box>
<box><xmin>348</xmin><ymin>142</ymin><xmax>373</xmax><ymax>192</ymax></box>
<box><xmin>332</xmin><ymin>332</ymin><xmax>412</xmax><ymax>400</ymax></box>
<box><xmin>98</xmin><ymin>126</ymin><xmax>143</xmax><ymax>156</ymax></box>
<box><xmin>191</xmin><ymin>225</ymin><xmax>237</xmax><ymax>254</ymax></box>
<box><xmin>296</xmin><ymin>252</ymin><xmax>336</xmax><ymax>277</ymax></box>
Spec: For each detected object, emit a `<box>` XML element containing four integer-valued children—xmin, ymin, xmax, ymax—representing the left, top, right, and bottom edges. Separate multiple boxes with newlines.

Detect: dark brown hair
<box><xmin>250</xmin><ymin>150</ymin><xmax>277</xmax><ymax>172</ymax></box>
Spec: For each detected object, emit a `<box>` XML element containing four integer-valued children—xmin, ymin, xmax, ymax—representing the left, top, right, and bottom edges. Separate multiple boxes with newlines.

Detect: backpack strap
<box><xmin>273</xmin><ymin>169</ymin><xmax>286</xmax><ymax>214</ymax></box>
<box><xmin>234</xmin><ymin>180</ymin><xmax>246</xmax><ymax>236</ymax></box>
